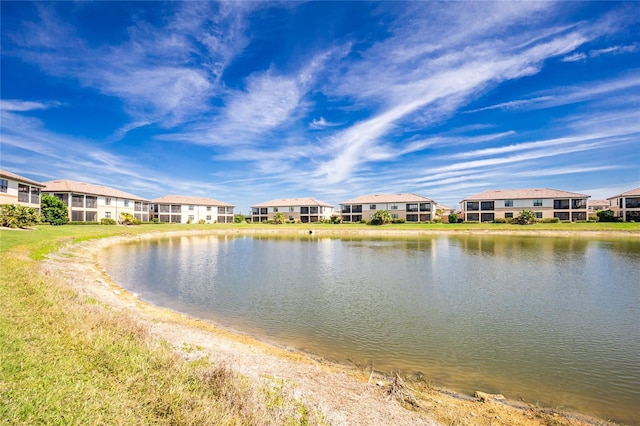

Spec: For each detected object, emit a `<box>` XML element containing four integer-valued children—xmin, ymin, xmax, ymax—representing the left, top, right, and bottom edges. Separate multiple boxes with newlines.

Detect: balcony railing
<box><xmin>625</xmin><ymin>199</ymin><xmax>640</xmax><ymax>208</ymax></box>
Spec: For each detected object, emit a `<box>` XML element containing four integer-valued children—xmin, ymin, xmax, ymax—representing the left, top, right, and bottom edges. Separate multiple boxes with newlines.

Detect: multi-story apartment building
<box><xmin>251</xmin><ymin>198</ymin><xmax>333</xmax><ymax>223</ymax></box>
<box><xmin>42</xmin><ymin>179</ymin><xmax>149</xmax><ymax>222</ymax></box>
<box><xmin>460</xmin><ymin>188</ymin><xmax>590</xmax><ymax>222</ymax></box>
<box><xmin>150</xmin><ymin>195</ymin><xmax>235</xmax><ymax>223</ymax></box>
<box><xmin>339</xmin><ymin>193</ymin><xmax>436</xmax><ymax>222</ymax></box>
<box><xmin>607</xmin><ymin>187</ymin><xmax>640</xmax><ymax>222</ymax></box>
<box><xmin>0</xmin><ymin>169</ymin><xmax>44</xmax><ymax>212</ymax></box>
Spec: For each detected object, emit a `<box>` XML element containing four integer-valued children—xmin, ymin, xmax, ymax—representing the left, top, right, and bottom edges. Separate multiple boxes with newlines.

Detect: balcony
<box><xmin>572</xmin><ymin>199</ymin><xmax>587</xmax><ymax>209</ymax></box>
<box><xmin>625</xmin><ymin>198</ymin><xmax>640</xmax><ymax>208</ymax></box>
<box><xmin>341</xmin><ymin>206</ymin><xmax>351</xmax><ymax>214</ymax></box>
<box><xmin>466</xmin><ymin>202</ymin><xmax>479</xmax><ymax>211</ymax></box>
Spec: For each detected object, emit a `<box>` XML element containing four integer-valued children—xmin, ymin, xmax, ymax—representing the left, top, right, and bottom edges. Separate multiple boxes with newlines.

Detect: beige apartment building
<box><xmin>251</xmin><ymin>198</ymin><xmax>333</xmax><ymax>223</ymax></box>
<box><xmin>0</xmin><ymin>169</ymin><xmax>44</xmax><ymax>212</ymax></box>
<box><xmin>340</xmin><ymin>193</ymin><xmax>436</xmax><ymax>222</ymax></box>
<box><xmin>460</xmin><ymin>188</ymin><xmax>590</xmax><ymax>222</ymax></box>
<box><xmin>42</xmin><ymin>179</ymin><xmax>149</xmax><ymax>222</ymax></box>
<box><xmin>607</xmin><ymin>187</ymin><xmax>640</xmax><ymax>222</ymax></box>
<box><xmin>151</xmin><ymin>195</ymin><xmax>234</xmax><ymax>223</ymax></box>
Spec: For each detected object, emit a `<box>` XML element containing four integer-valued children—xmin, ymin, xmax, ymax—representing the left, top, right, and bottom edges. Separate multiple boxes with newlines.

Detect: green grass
<box><xmin>0</xmin><ymin>222</ymin><xmax>637</xmax><ymax>425</ymax></box>
<box><xmin>0</xmin><ymin>224</ymin><xmax>329</xmax><ymax>425</ymax></box>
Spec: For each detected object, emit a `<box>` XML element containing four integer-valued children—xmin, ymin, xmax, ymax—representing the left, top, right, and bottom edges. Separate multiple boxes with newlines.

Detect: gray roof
<box><xmin>0</xmin><ymin>169</ymin><xmax>45</xmax><ymax>187</ymax></box>
<box><xmin>340</xmin><ymin>193</ymin><xmax>434</xmax><ymax>205</ymax></box>
<box><xmin>152</xmin><ymin>195</ymin><xmax>234</xmax><ymax>207</ymax></box>
<box><xmin>42</xmin><ymin>179</ymin><xmax>148</xmax><ymax>201</ymax></box>
<box><xmin>462</xmin><ymin>188</ymin><xmax>590</xmax><ymax>201</ymax></box>
<box><xmin>251</xmin><ymin>197</ymin><xmax>333</xmax><ymax>208</ymax></box>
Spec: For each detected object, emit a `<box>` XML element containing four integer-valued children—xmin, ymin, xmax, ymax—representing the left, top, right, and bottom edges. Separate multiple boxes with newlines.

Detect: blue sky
<box><xmin>1</xmin><ymin>1</ymin><xmax>639</xmax><ymax>213</ymax></box>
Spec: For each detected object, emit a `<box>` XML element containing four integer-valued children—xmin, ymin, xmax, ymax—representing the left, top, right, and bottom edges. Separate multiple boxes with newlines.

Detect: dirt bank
<box><xmin>43</xmin><ymin>230</ymin><xmax>620</xmax><ymax>426</ymax></box>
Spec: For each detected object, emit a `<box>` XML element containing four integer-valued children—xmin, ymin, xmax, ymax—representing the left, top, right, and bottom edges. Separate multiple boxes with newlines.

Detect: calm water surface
<box><xmin>101</xmin><ymin>234</ymin><xmax>640</xmax><ymax>424</ymax></box>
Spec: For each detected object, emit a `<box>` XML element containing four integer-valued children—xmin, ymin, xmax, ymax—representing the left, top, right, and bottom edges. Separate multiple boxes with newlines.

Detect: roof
<box><xmin>462</xmin><ymin>188</ymin><xmax>591</xmax><ymax>201</ymax></box>
<box><xmin>42</xmin><ymin>179</ymin><xmax>148</xmax><ymax>201</ymax></box>
<box><xmin>588</xmin><ymin>199</ymin><xmax>609</xmax><ymax>206</ymax></box>
<box><xmin>607</xmin><ymin>187</ymin><xmax>640</xmax><ymax>200</ymax></box>
<box><xmin>340</xmin><ymin>193</ymin><xmax>434</xmax><ymax>205</ymax></box>
<box><xmin>0</xmin><ymin>169</ymin><xmax>45</xmax><ymax>187</ymax></box>
<box><xmin>251</xmin><ymin>197</ymin><xmax>333</xmax><ymax>208</ymax></box>
<box><xmin>152</xmin><ymin>195</ymin><xmax>234</xmax><ymax>207</ymax></box>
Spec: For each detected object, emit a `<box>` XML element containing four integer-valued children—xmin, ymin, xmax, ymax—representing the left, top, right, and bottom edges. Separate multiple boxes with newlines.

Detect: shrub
<box><xmin>41</xmin><ymin>194</ymin><xmax>69</xmax><ymax>225</ymax></box>
<box><xmin>597</xmin><ymin>209</ymin><xmax>619</xmax><ymax>222</ymax></box>
<box><xmin>150</xmin><ymin>218</ymin><xmax>160</xmax><ymax>224</ymax></box>
<box><xmin>432</xmin><ymin>218</ymin><xmax>442</xmax><ymax>224</ymax></box>
<box><xmin>541</xmin><ymin>217</ymin><xmax>560</xmax><ymax>223</ymax></box>
<box><xmin>330</xmin><ymin>216</ymin><xmax>343</xmax><ymax>224</ymax></box>
<box><xmin>391</xmin><ymin>218</ymin><xmax>406</xmax><ymax>224</ymax></box>
<box><xmin>0</xmin><ymin>204</ymin><xmax>41</xmax><ymax>228</ymax></box>
<box><xmin>448</xmin><ymin>213</ymin><xmax>458</xmax><ymax>224</ymax></box>
<box><xmin>272</xmin><ymin>212</ymin><xmax>286</xmax><ymax>224</ymax></box>
<box><xmin>68</xmin><ymin>221</ymin><xmax>101</xmax><ymax>225</ymax></box>
<box><xmin>233</xmin><ymin>215</ymin><xmax>244</xmax><ymax>223</ymax></box>
<box><xmin>505</xmin><ymin>217</ymin><xmax>513</xmax><ymax>223</ymax></box>
<box><xmin>513</xmin><ymin>210</ymin><xmax>537</xmax><ymax>225</ymax></box>
<box><xmin>100</xmin><ymin>218</ymin><xmax>117</xmax><ymax>225</ymax></box>
<box><xmin>198</xmin><ymin>219</ymin><xmax>206</xmax><ymax>224</ymax></box>
<box><xmin>369</xmin><ymin>210</ymin><xmax>391</xmax><ymax>225</ymax></box>
<box><xmin>119</xmin><ymin>212</ymin><xmax>140</xmax><ymax>225</ymax></box>
<box><xmin>493</xmin><ymin>217</ymin><xmax>507</xmax><ymax>223</ymax></box>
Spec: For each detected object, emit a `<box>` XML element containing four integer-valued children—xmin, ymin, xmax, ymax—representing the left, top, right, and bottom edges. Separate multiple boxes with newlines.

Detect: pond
<box><xmin>101</xmin><ymin>233</ymin><xmax>640</xmax><ymax>424</ymax></box>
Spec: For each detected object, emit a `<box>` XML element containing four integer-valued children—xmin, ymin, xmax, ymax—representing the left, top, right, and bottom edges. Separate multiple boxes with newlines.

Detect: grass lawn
<box><xmin>1</xmin><ymin>222</ymin><xmax>637</xmax><ymax>425</ymax></box>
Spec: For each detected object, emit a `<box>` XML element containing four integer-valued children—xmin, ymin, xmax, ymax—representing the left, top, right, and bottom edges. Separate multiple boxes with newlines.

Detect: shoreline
<box><xmin>43</xmin><ymin>229</ymin><xmax>625</xmax><ymax>425</ymax></box>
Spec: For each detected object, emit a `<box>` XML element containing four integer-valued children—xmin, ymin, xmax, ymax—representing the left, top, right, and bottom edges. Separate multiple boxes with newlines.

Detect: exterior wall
<box><xmin>340</xmin><ymin>202</ymin><xmax>433</xmax><ymax>222</ymax></box>
<box><xmin>151</xmin><ymin>204</ymin><xmax>234</xmax><ymax>223</ymax></box>
<box><xmin>461</xmin><ymin>197</ymin><xmax>589</xmax><ymax>222</ymax></box>
<box><xmin>610</xmin><ymin>196</ymin><xmax>640</xmax><ymax>222</ymax></box>
<box><xmin>251</xmin><ymin>205</ymin><xmax>333</xmax><ymax>223</ymax></box>
<box><xmin>0</xmin><ymin>178</ymin><xmax>42</xmax><ymax>212</ymax></box>
<box><xmin>47</xmin><ymin>192</ymin><xmax>147</xmax><ymax>222</ymax></box>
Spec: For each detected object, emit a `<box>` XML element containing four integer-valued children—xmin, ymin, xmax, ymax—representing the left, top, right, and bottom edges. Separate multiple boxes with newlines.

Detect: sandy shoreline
<box><xmin>43</xmin><ymin>229</ymin><xmax>628</xmax><ymax>425</ymax></box>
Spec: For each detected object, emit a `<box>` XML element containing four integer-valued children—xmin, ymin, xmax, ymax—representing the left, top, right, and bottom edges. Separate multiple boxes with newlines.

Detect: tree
<box><xmin>272</xmin><ymin>212</ymin><xmax>286</xmax><ymax>224</ymax></box>
<box><xmin>596</xmin><ymin>209</ymin><xmax>618</xmax><ymax>222</ymax></box>
<box><xmin>233</xmin><ymin>214</ymin><xmax>245</xmax><ymax>223</ymax></box>
<box><xmin>513</xmin><ymin>210</ymin><xmax>537</xmax><ymax>225</ymax></box>
<box><xmin>0</xmin><ymin>204</ymin><xmax>41</xmax><ymax>228</ymax></box>
<box><xmin>369</xmin><ymin>209</ymin><xmax>392</xmax><ymax>225</ymax></box>
<box><xmin>41</xmin><ymin>193</ymin><xmax>69</xmax><ymax>225</ymax></box>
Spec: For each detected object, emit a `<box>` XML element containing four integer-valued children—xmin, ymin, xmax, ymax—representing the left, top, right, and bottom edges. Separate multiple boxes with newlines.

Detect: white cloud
<box><xmin>561</xmin><ymin>52</ymin><xmax>587</xmax><ymax>62</ymax></box>
<box><xmin>0</xmin><ymin>100</ymin><xmax>59</xmax><ymax>112</ymax></box>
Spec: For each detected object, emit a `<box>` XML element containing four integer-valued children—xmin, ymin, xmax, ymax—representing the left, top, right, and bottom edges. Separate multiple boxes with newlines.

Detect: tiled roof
<box><xmin>251</xmin><ymin>197</ymin><xmax>333</xmax><ymax>208</ymax></box>
<box><xmin>42</xmin><ymin>179</ymin><xmax>148</xmax><ymax>201</ymax></box>
<box><xmin>152</xmin><ymin>195</ymin><xmax>234</xmax><ymax>207</ymax></box>
<box><xmin>340</xmin><ymin>193</ymin><xmax>434</xmax><ymax>205</ymax></box>
<box><xmin>462</xmin><ymin>188</ymin><xmax>590</xmax><ymax>201</ymax></box>
<box><xmin>0</xmin><ymin>169</ymin><xmax>45</xmax><ymax>187</ymax></box>
<box><xmin>607</xmin><ymin>187</ymin><xmax>640</xmax><ymax>200</ymax></box>
<box><xmin>588</xmin><ymin>199</ymin><xmax>610</xmax><ymax>207</ymax></box>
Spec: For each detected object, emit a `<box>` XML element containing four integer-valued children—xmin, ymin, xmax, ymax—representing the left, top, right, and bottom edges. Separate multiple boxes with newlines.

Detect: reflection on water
<box><xmin>101</xmin><ymin>234</ymin><xmax>640</xmax><ymax>424</ymax></box>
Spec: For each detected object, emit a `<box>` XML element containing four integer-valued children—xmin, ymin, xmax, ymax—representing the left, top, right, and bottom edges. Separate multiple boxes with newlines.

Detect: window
<box><xmin>72</xmin><ymin>194</ymin><xmax>84</xmax><ymax>207</ymax></box>
<box><xmin>466</xmin><ymin>201</ymin><xmax>479</xmax><ymax>211</ymax></box>
<box><xmin>533</xmin><ymin>199</ymin><xmax>543</xmax><ymax>207</ymax></box>
<box><xmin>554</xmin><ymin>199</ymin><xmax>570</xmax><ymax>209</ymax></box>
<box><xmin>30</xmin><ymin>187</ymin><xmax>40</xmax><ymax>204</ymax></box>
<box><xmin>226</xmin><ymin>207</ymin><xmax>233</xmax><ymax>214</ymax></box>
<box><xmin>105</xmin><ymin>212</ymin><xmax>111</xmax><ymax>219</ymax></box>
<box><xmin>206</xmin><ymin>215</ymin><xmax>211</xmax><ymax>221</ymax></box>
<box><xmin>86</xmin><ymin>211</ymin><xmax>97</xmax><ymax>221</ymax></box>
<box><xmin>171</xmin><ymin>205</ymin><xmax>181</xmax><ymax>213</ymax></box>
<box><xmin>420</xmin><ymin>203</ymin><xmax>431</xmax><ymax>211</ymax></box>
<box><xmin>188</xmin><ymin>215</ymin><xmax>195</xmax><ymax>221</ymax></box>
<box><xmin>105</xmin><ymin>197</ymin><xmax>111</xmax><ymax>206</ymax></box>
<box><xmin>85</xmin><ymin>196</ymin><xmax>97</xmax><ymax>208</ymax></box>
<box><xmin>301</xmin><ymin>207</ymin><xmax>309</xmax><ymax>214</ymax></box>
<box><xmin>504</xmin><ymin>200</ymin><xmax>513</xmax><ymax>207</ymax></box>
<box><xmin>390</xmin><ymin>204</ymin><xmax>398</xmax><ymax>210</ymax></box>
<box><xmin>480</xmin><ymin>201</ymin><xmax>494</xmax><ymax>210</ymax></box>
<box><xmin>626</xmin><ymin>197</ymin><xmax>640</xmax><ymax>208</ymax></box>
<box><xmin>124</xmin><ymin>200</ymin><xmax>129</xmax><ymax>207</ymax></box>
<box><xmin>341</xmin><ymin>205</ymin><xmax>351</xmax><ymax>213</ymax></box>
<box><xmin>18</xmin><ymin>184</ymin><xmax>29</xmax><ymax>202</ymax></box>
<box><xmin>370</xmin><ymin>204</ymin><xmax>376</xmax><ymax>210</ymax></box>
<box><xmin>207</xmin><ymin>206</ymin><xmax>212</xmax><ymax>211</ymax></box>
<box><xmin>189</xmin><ymin>205</ymin><xmax>194</xmax><ymax>211</ymax></box>
<box><xmin>310</xmin><ymin>206</ymin><xmax>318</xmax><ymax>214</ymax></box>
<box><xmin>135</xmin><ymin>201</ymin><xmax>142</xmax><ymax>211</ymax></box>
<box><xmin>289</xmin><ymin>207</ymin><xmax>294</xmax><ymax>212</ymax></box>
<box><xmin>535</xmin><ymin>212</ymin><xmax>543</xmax><ymax>219</ymax></box>
<box><xmin>218</xmin><ymin>207</ymin><xmax>226</xmax><ymax>214</ymax></box>
<box><xmin>273</xmin><ymin>207</ymin><xmax>279</xmax><ymax>212</ymax></box>
<box><xmin>406</xmin><ymin>214</ymin><xmax>418</xmax><ymax>222</ymax></box>
<box><xmin>260</xmin><ymin>208</ymin><xmax>267</xmax><ymax>215</ymax></box>
<box><xmin>0</xmin><ymin>179</ymin><xmax>7</xmax><ymax>193</ymax></box>
<box><xmin>72</xmin><ymin>211</ymin><xmax>84</xmax><ymax>221</ymax></box>
<box><xmin>406</xmin><ymin>203</ymin><xmax>418</xmax><ymax>212</ymax></box>
<box><xmin>467</xmin><ymin>213</ymin><xmax>479</xmax><ymax>221</ymax></box>
<box><xmin>505</xmin><ymin>212</ymin><xmax>513</xmax><ymax>218</ymax></box>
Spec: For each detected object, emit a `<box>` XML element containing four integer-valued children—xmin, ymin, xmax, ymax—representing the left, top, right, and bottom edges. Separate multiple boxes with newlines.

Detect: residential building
<box><xmin>251</xmin><ymin>198</ymin><xmax>333</xmax><ymax>223</ymax></box>
<box><xmin>587</xmin><ymin>199</ymin><xmax>610</xmax><ymax>214</ymax></box>
<box><xmin>607</xmin><ymin>187</ymin><xmax>640</xmax><ymax>222</ymax></box>
<box><xmin>460</xmin><ymin>188</ymin><xmax>590</xmax><ymax>222</ymax></box>
<box><xmin>339</xmin><ymin>193</ymin><xmax>436</xmax><ymax>222</ymax></box>
<box><xmin>0</xmin><ymin>169</ymin><xmax>45</xmax><ymax>212</ymax></box>
<box><xmin>151</xmin><ymin>195</ymin><xmax>234</xmax><ymax>223</ymax></box>
<box><xmin>42</xmin><ymin>179</ymin><xmax>149</xmax><ymax>222</ymax></box>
